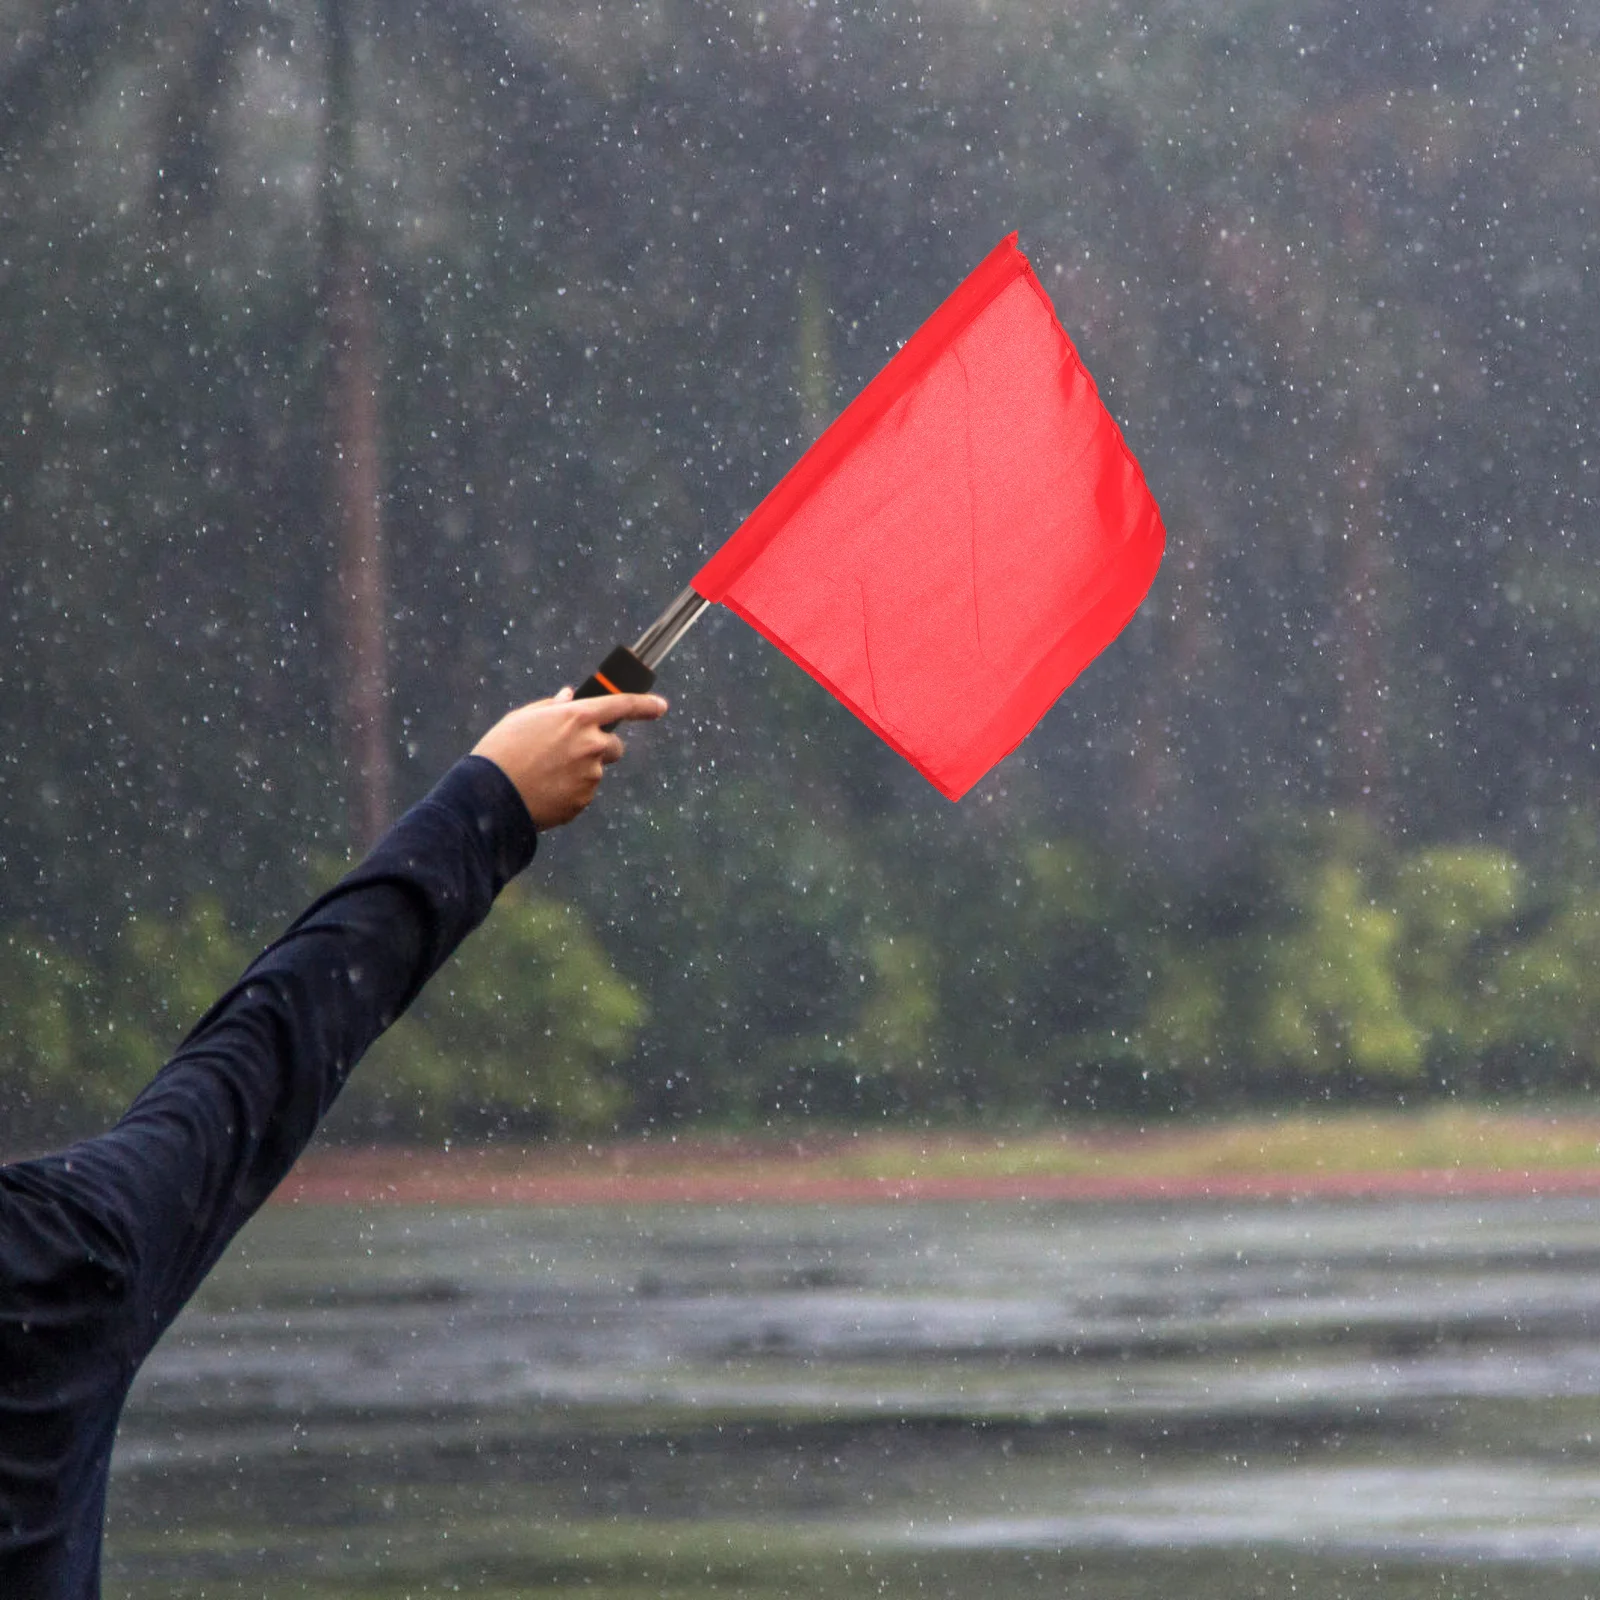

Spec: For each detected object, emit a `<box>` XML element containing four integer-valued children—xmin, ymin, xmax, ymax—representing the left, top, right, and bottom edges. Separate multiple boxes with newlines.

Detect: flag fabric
<box><xmin>690</xmin><ymin>233</ymin><xmax>1165</xmax><ymax>801</ymax></box>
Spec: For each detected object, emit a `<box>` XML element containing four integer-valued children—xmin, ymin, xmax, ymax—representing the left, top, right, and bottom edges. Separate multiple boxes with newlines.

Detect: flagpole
<box><xmin>573</xmin><ymin>585</ymin><xmax>710</xmax><ymax>702</ymax></box>
<box><xmin>631</xmin><ymin>586</ymin><xmax>711</xmax><ymax>669</ymax></box>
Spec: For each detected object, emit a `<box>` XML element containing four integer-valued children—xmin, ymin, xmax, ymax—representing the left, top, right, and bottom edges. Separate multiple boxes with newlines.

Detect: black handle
<box><xmin>574</xmin><ymin>644</ymin><xmax>657</xmax><ymax>702</ymax></box>
<box><xmin>574</xmin><ymin>646</ymin><xmax>657</xmax><ymax>729</ymax></box>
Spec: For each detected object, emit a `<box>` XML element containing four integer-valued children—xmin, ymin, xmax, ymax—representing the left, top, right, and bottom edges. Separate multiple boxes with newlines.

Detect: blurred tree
<box><xmin>0</xmin><ymin>882</ymin><xmax>644</xmax><ymax>1147</ymax></box>
<box><xmin>0</xmin><ymin>896</ymin><xmax>251</xmax><ymax>1147</ymax></box>
<box><xmin>1496</xmin><ymin>823</ymin><xmax>1600</xmax><ymax>1090</ymax></box>
<box><xmin>1131</xmin><ymin>818</ymin><xmax>1424</xmax><ymax>1094</ymax></box>
<box><xmin>320</xmin><ymin>0</ymin><xmax>390</xmax><ymax>847</ymax></box>
<box><xmin>342</xmin><ymin>885</ymin><xmax>646</xmax><ymax>1137</ymax></box>
<box><xmin>1391</xmin><ymin>845</ymin><xmax>1524</xmax><ymax>1089</ymax></box>
<box><xmin>0</xmin><ymin>930</ymin><xmax>118</xmax><ymax>1145</ymax></box>
<box><xmin>1255</xmin><ymin>852</ymin><xmax>1426</xmax><ymax>1083</ymax></box>
<box><xmin>109</xmin><ymin>894</ymin><xmax>254</xmax><ymax>1073</ymax></box>
<box><xmin>4</xmin><ymin>0</ymin><xmax>1599</xmax><ymax>1132</ymax></box>
<box><xmin>851</xmin><ymin>933</ymin><xmax>940</xmax><ymax>1099</ymax></box>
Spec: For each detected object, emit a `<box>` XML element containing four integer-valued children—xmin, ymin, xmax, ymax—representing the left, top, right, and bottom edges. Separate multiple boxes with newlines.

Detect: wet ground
<box><xmin>106</xmin><ymin>1196</ymin><xmax>1600</xmax><ymax>1598</ymax></box>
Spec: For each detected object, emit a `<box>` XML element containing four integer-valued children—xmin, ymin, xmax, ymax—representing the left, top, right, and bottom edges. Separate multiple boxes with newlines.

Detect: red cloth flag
<box><xmin>691</xmin><ymin>234</ymin><xmax>1165</xmax><ymax>801</ymax></box>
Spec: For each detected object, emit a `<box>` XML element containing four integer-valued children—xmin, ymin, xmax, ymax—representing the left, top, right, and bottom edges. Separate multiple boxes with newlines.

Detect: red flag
<box><xmin>691</xmin><ymin>234</ymin><xmax>1165</xmax><ymax>801</ymax></box>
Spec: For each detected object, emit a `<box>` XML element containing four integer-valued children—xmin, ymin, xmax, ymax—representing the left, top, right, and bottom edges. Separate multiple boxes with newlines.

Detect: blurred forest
<box><xmin>1</xmin><ymin>0</ymin><xmax>1597</xmax><ymax>1145</ymax></box>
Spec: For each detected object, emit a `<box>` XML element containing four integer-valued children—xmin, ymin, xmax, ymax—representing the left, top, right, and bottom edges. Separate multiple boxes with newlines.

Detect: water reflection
<box><xmin>107</xmin><ymin>1197</ymin><xmax>1600</xmax><ymax>1597</ymax></box>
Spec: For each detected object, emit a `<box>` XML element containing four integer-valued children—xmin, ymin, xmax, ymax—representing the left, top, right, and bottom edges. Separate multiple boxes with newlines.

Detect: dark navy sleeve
<box><xmin>0</xmin><ymin>754</ymin><xmax>537</xmax><ymax>1598</ymax></box>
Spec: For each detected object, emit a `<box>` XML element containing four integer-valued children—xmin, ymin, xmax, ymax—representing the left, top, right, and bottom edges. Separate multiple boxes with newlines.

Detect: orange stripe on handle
<box><xmin>574</xmin><ymin>645</ymin><xmax>656</xmax><ymax>706</ymax></box>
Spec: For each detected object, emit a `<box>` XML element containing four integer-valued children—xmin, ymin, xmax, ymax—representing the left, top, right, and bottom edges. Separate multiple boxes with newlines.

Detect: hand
<box><xmin>471</xmin><ymin>687</ymin><xmax>669</xmax><ymax>829</ymax></box>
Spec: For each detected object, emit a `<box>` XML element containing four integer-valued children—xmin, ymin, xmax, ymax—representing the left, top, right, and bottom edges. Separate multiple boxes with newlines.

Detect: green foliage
<box><xmin>9</xmin><ymin>812</ymin><xmax>1600</xmax><ymax>1140</ymax></box>
<box><xmin>1494</xmin><ymin>828</ymin><xmax>1600</xmax><ymax>1081</ymax></box>
<box><xmin>0</xmin><ymin>932</ymin><xmax>109</xmax><ymax>1120</ymax></box>
<box><xmin>0</xmin><ymin>896</ymin><xmax>252</xmax><ymax>1140</ymax></box>
<box><xmin>850</xmin><ymin>932</ymin><xmax>940</xmax><ymax>1092</ymax></box>
<box><xmin>3</xmin><ymin>0</ymin><xmax>1599</xmax><ymax>1135</ymax></box>
<box><xmin>1</xmin><ymin>886</ymin><xmax>645</xmax><ymax>1146</ymax></box>
<box><xmin>344</xmin><ymin>887</ymin><xmax>646</xmax><ymax>1139</ymax></box>
<box><xmin>1124</xmin><ymin>822</ymin><xmax>1557</xmax><ymax>1098</ymax></box>
<box><xmin>1256</xmin><ymin>856</ymin><xmax>1425</xmax><ymax>1080</ymax></box>
<box><xmin>1392</xmin><ymin>846</ymin><xmax>1525</xmax><ymax>1074</ymax></box>
<box><xmin>107</xmin><ymin>897</ymin><xmax>256</xmax><ymax>1082</ymax></box>
<box><xmin>619</xmin><ymin>805</ymin><xmax>1600</xmax><ymax>1124</ymax></box>
<box><xmin>1501</xmin><ymin>894</ymin><xmax>1600</xmax><ymax>1067</ymax></box>
<box><xmin>1134</xmin><ymin>945</ymin><xmax>1234</xmax><ymax>1079</ymax></box>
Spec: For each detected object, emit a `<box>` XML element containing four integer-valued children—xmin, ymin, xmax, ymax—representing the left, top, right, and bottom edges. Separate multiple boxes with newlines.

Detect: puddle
<box><xmin>107</xmin><ymin>1195</ymin><xmax>1600</xmax><ymax>1597</ymax></box>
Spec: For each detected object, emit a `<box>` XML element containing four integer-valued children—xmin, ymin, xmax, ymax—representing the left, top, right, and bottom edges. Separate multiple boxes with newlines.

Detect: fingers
<box><xmin>469</xmin><ymin>687</ymin><xmax>668</xmax><ymax>830</ymax></box>
<box><xmin>567</xmin><ymin>691</ymin><xmax>669</xmax><ymax>726</ymax></box>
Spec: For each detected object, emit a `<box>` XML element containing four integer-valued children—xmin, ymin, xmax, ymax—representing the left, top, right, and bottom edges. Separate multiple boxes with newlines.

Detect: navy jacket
<box><xmin>0</xmin><ymin>756</ymin><xmax>538</xmax><ymax>1598</ymax></box>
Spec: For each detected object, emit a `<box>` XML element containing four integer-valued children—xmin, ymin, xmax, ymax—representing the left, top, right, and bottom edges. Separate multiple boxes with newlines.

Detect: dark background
<box><xmin>2</xmin><ymin>0</ymin><xmax>1596</xmax><ymax>1142</ymax></box>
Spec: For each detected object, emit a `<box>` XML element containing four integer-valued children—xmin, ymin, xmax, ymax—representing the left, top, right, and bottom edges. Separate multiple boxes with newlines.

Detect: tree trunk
<box><xmin>1332</xmin><ymin>435</ymin><xmax>1387</xmax><ymax>817</ymax></box>
<box><xmin>322</xmin><ymin>0</ymin><xmax>391</xmax><ymax>850</ymax></box>
<box><xmin>326</xmin><ymin>240</ymin><xmax>390</xmax><ymax>850</ymax></box>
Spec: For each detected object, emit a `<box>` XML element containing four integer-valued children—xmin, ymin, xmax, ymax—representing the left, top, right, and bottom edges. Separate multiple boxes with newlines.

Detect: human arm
<box><xmin>0</xmin><ymin>754</ymin><xmax>537</xmax><ymax>1594</ymax></box>
<box><xmin>1</xmin><ymin>693</ymin><xmax>666</xmax><ymax>1592</ymax></box>
<box><xmin>11</xmin><ymin>687</ymin><xmax>667</xmax><ymax>1354</ymax></box>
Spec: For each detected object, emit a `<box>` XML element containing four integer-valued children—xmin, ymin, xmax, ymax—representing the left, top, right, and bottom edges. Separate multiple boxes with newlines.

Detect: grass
<box><xmin>720</xmin><ymin>1105</ymin><xmax>1600</xmax><ymax>1180</ymax></box>
<box><xmin>286</xmin><ymin>1105</ymin><xmax>1600</xmax><ymax>1205</ymax></box>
